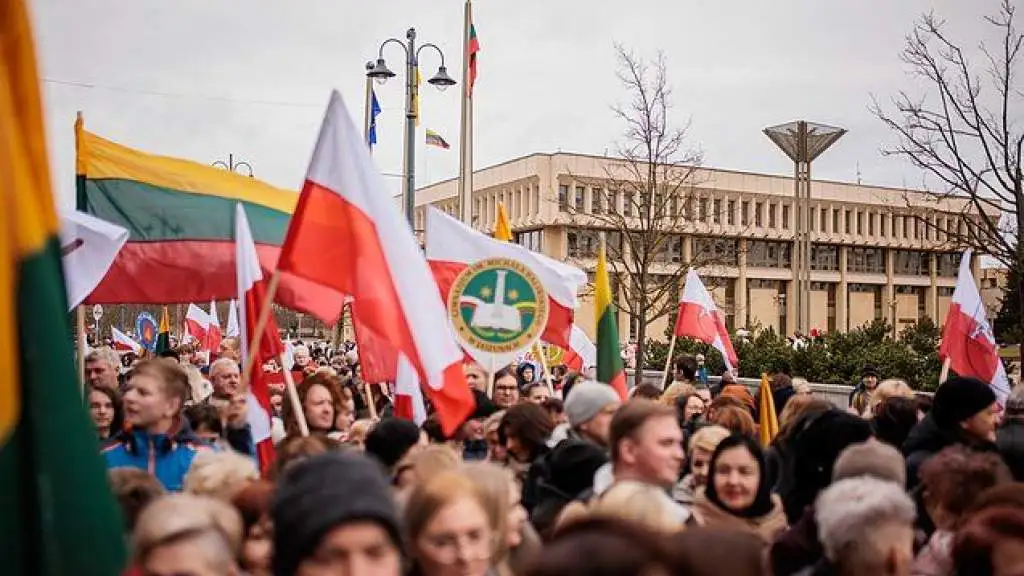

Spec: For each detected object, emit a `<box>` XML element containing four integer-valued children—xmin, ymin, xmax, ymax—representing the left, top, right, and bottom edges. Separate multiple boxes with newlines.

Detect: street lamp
<box><xmin>368</xmin><ymin>28</ymin><xmax>456</xmax><ymax>227</ymax></box>
<box><xmin>764</xmin><ymin>120</ymin><xmax>846</xmax><ymax>336</ymax></box>
<box><xmin>212</xmin><ymin>153</ymin><xmax>254</xmax><ymax>177</ymax></box>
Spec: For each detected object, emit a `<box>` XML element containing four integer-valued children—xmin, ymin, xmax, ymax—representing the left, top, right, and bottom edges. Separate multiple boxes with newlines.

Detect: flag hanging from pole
<box><xmin>226</xmin><ymin>299</ymin><xmax>240</xmax><ymax>338</ymax></box>
<box><xmin>368</xmin><ymin>90</ymin><xmax>381</xmax><ymax>147</ymax></box>
<box><xmin>207</xmin><ymin>298</ymin><xmax>222</xmax><ymax>353</ymax></box>
<box><xmin>154</xmin><ymin>305</ymin><xmax>171</xmax><ymax>354</ymax></box>
<box><xmin>674</xmin><ymin>269</ymin><xmax>739</xmax><ymax>373</ymax></box>
<box><xmin>111</xmin><ymin>326</ymin><xmax>143</xmax><ymax>354</ymax></box>
<box><xmin>494</xmin><ymin>202</ymin><xmax>512</xmax><ymax>242</ymax></box>
<box><xmin>596</xmin><ymin>239</ymin><xmax>627</xmax><ymax>400</ymax></box>
<box><xmin>467</xmin><ymin>22</ymin><xmax>480</xmax><ymax>97</ymax></box>
<box><xmin>426</xmin><ymin>129</ymin><xmax>450</xmax><ymax>150</ymax></box>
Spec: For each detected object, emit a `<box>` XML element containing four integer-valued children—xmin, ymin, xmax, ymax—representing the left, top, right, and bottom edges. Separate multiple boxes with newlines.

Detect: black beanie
<box><xmin>932</xmin><ymin>377</ymin><xmax>996</xmax><ymax>427</ymax></box>
<box><xmin>272</xmin><ymin>452</ymin><xmax>401</xmax><ymax>576</ymax></box>
<box><xmin>364</xmin><ymin>418</ymin><xmax>423</xmax><ymax>470</ymax></box>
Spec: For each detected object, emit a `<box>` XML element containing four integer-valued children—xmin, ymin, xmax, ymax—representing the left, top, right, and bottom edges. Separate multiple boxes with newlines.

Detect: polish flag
<box><xmin>939</xmin><ymin>250</ymin><xmax>1010</xmax><ymax>404</ymax></box>
<box><xmin>184</xmin><ymin>303</ymin><xmax>211</xmax><ymax>346</ymax></box>
<box><xmin>236</xmin><ymin>203</ymin><xmax>283</xmax><ymax>475</ymax></box>
<box><xmin>562</xmin><ymin>325</ymin><xmax>597</xmax><ymax>372</ymax></box>
<box><xmin>275</xmin><ymin>91</ymin><xmax>474</xmax><ymax>436</ymax></box>
<box><xmin>673</xmin><ymin>269</ymin><xmax>739</xmax><ymax>373</ymax></box>
<box><xmin>206</xmin><ymin>299</ymin><xmax>223</xmax><ymax>353</ymax></box>
<box><xmin>226</xmin><ymin>299</ymin><xmax>240</xmax><ymax>338</ymax></box>
<box><xmin>111</xmin><ymin>326</ymin><xmax>142</xmax><ymax>354</ymax></box>
<box><xmin>426</xmin><ymin>207</ymin><xmax>587</xmax><ymax>349</ymax></box>
<box><xmin>395</xmin><ymin>354</ymin><xmax>428</xmax><ymax>425</ymax></box>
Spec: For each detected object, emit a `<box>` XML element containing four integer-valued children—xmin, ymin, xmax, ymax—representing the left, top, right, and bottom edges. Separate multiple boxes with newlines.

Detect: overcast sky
<box><xmin>32</xmin><ymin>0</ymin><xmax>1002</xmax><ymax>211</ymax></box>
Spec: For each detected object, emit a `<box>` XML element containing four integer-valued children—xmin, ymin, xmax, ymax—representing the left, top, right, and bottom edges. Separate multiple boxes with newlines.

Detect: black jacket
<box><xmin>997</xmin><ymin>416</ymin><xmax>1024</xmax><ymax>481</ymax></box>
<box><xmin>770</xmin><ymin>505</ymin><xmax>822</xmax><ymax>576</ymax></box>
<box><xmin>902</xmin><ymin>413</ymin><xmax>998</xmax><ymax>489</ymax></box>
<box><xmin>528</xmin><ymin>433</ymin><xmax>608</xmax><ymax>536</ymax></box>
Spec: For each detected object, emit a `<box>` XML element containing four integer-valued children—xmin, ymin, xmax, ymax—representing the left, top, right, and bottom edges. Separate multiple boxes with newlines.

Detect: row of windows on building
<box><xmin>555</xmin><ymin>183</ymin><xmax>968</xmax><ymax>242</ymax></box>
<box><xmin>563</xmin><ymin>229</ymin><xmax>962</xmax><ymax>276</ymax></box>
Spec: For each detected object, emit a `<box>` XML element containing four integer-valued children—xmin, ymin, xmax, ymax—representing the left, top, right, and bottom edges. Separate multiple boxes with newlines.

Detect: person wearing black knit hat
<box><xmin>364</xmin><ymin>418</ymin><xmax>427</xmax><ymax>488</ymax></box>
<box><xmin>903</xmin><ymin>376</ymin><xmax>999</xmax><ymax>490</ymax></box>
<box><xmin>272</xmin><ymin>451</ymin><xmax>402</xmax><ymax>576</ymax></box>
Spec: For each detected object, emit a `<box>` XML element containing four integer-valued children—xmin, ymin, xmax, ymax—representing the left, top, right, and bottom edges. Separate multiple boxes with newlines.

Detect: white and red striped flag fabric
<box><xmin>673</xmin><ymin>269</ymin><xmax>739</xmax><ymax>373</ymax></box>
<box><xmin>426</xmin><ymin>207</ymin><xmax>587</xmax><ymax>351</ymax></box>
<box><xmin>111</xmin><ymin>326</ymin><xmax>142</xmax><ymax>354</ymax></box>
<box><xmin>236</xmin><ymin>203</ymin><xmax>283</xmax><ymax>475</ymax></box>
<box><xmin>562</xmin><ymin>325</ymin><xmax>597</xmax><ymax>372</ymax></box>
<box><xmin>207</xmin><ymin>298</ymin><xmax>223</xmax><ymax>353</ymax></box>
<box><xmin>939</xmin><ymin>249</ymin><xmax>1010</xmax><ymax>404</ymax></box>
<box><xmin>275</xmin><ymin>91</ymin><xmax>474</xmax><ymax>436</ymax></box>
<box><xmin>226</xmin><ymin>299</ymin><xmax>240</xmax><ymax>338</ymax></box>
<box><xmin>184</xmin><ymin>303</ymin><xmax>212</xmax><ymax>346</ymax></box>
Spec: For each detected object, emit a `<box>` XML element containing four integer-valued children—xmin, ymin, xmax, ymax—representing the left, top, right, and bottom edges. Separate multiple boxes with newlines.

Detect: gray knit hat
<box><xmin>564</xmin><ymin>380</ymin><xmax>621</xmax><ymax>428</ymax></box>
<box><xmin>832</xmin><ymin>439</ymin><xmax>906</xmax><ymax>487</ymax></box>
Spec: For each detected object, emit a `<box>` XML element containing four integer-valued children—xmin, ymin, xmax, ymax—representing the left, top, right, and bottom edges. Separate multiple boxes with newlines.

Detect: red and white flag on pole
<box><xmin>111</xmin><ymin>326</ymin><xmax>142</xmax><ymax>354</ymax></box>
<box><xmin>226</xmin><ymin>299</ymin><xmax>240</xmax><ymax>338</ymax></box>
<box><xmin>184</xmin><ymin>303</ymin><xmax>211</xmax><ymax>346</ymax></box>
<box><xmin>674</xmin><ymin>269</ymin><xmax>739</xmax><ymax>373</ymax></box>
<box><xmin>562</xmin><ymin>325</ymin><xmax>597</xmax><ymax>372</ymax></box>
<box><xmin>236</xmin><ymin>203</ymin><xmax>283</xmax><ymax>475</ymax></box>
<box><xmin>939</xmin><ymin>249</ymin><xmax>1010</xmax><ymax>404</ymax></box>
<box><xmin>207</xmin><ymin>298</ymin><xmax>223</xmax><ymax>353</ymax></box>
<box><xmin>426</xmin><ymin>207</ymin><xmax>587</xmax><ymax>351</ymax></box>
<box><xmin>275</xmin><ymin>91</ymin><xmax>474</xmax><ymax>436</ymax></box>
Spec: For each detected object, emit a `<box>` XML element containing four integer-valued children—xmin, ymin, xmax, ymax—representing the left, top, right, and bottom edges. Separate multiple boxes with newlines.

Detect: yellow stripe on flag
<box><xmin>758</xmin><ymin>372</ymin><xmax>779</xmax><ymax>447</ymax></box>
<box><xmin>159</xmin><ymin>306</ymin><xmax>170</xmax><ymax>332</ymax></box>
<box><xmin>494</xmin><ymin>203</ymin><xmax>512</xmax><ymax>241</ymax></box>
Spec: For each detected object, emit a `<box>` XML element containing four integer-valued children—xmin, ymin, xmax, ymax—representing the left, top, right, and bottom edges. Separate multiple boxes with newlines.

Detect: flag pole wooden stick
<box><xmin>533</xmin><ymin>343</ymin><xmax>555</xmax><ymax>394</ymax></box>
<box><xmin>77</xmin><ymin>305</ymin><xmax>87</xmax><ymax>395</ymax></box>
<box><xmin>365</xmin><ymin>382</ymin><xmax>378</xmax><ymax>420</ymax></box>
<box><xmin>278</xmin><ymin>351</ymin><xmax>309</xmax><ymax>437</ymax></box>
<box><xmin>487</xmin><ymin>354</ymin><xmax>496</xmax><ymax>398</ymax></box>
<box><xmin>661</xmin><ymin>333</ymin><xmax>678</xmax><ymax>390</ymax></box>
<box><xmin>241</xmin><ymin>270</ymin><xmax>281</xmax><ymax>392</ymax></box>
<box><xmin>939</xmin><ymin>357</ymin><xmax>951</xmax><ymax>387</ymax></box>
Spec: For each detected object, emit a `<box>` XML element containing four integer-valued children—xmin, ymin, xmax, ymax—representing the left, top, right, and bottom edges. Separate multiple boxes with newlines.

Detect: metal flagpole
<box><xmin>457</xmin><ymin>0</ymin><xmax>474</xmax><ymax>225</ymax></box>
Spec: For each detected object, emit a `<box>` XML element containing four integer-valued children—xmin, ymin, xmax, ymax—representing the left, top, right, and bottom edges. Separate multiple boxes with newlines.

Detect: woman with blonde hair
<box><xmin>674</xmin><ymin>424</ymin><xmax>731</xmax><ymax>504</ymax></box>
<box><xmin>591</xmin><ymin>480</ymin><xmax>689</xmax><ymax>533</ymax></box>
<box><xmin>182</xmin><ymin>450</ymin><xmax>259</xmax><ymax>501</ymax></box>
<box><xmin>404</xmin><ymin>470</ymin><xmax>499</xmax><ymax>576</ymax></box>
<box><xmin>867</xmin><ymin>378</ymin><xmax>915</xmax><ymax>416</ymax></box>
<box><xmin>462</xmin><ymin>462</ymin><xmax>539</xmax><ymax>576</ymax></box>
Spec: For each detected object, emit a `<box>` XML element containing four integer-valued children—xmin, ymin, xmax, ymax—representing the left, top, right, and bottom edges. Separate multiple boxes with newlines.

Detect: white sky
<box><xmin>31</xmin><ymin>0</ymin><xmax>1002</xmax><ymax>210</ymax></box>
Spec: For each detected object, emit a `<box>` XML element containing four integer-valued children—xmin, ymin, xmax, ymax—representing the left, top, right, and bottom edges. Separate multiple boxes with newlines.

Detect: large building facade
<box><xmin>415</xmin><ymin>152</ymin><xmax>992</xmax><ymax>343</ymax></box>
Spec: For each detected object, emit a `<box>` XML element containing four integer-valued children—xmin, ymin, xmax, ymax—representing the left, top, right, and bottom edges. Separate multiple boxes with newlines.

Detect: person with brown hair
<box><xmin>912</xmin><ymin>446</ymin><xmax>1012</xmax><ymax>575</ymax></box>
<box><xmin>710</xmin><ymin>404</ymin><xmax>757</xmax><ymax>438</ymax></box>
<box><xmin>108</xmin><ymin>467</ymin><xmax>166</xmax><ymax>532</ymax></box>
<box><xmin>462</xmin><ymin>462</ymin><xmax>538</xmax><ymax>576</ymax></box>
<box><xmin>521</xmin><ymin>516</ymin><xmax>681</xmax><ymax>576</ymax></box>
<box><xmin>952</xmin><ymin>507</ymin><xmax>1024</xmax><ymax>576</ymax></box>
<box><xmin>132</xmin><ymin>493</ymin><xmax>244</xmax><ymax>576</ymax></box>
<box><xmin>596</xmin><ymin>400</ymin><xmax>686</xmax><ymax>502</ymax></box>
<box><xmin>231</xmin><ymin>480</ymin><xmax>274</xmax><ymax>576</ymax></box>
<box><xmin>492</xmin><ymin>367</ymin><xmax>520</xmax><ymax>409</ymax></box>
<box><xmin>281</xmin><ymin>372</ymin><xmax>346</xmax><ymax>438</ymax></box>
<box><xmin>671</xmin><ymin>527</ymin><xmax>766</xmax><ymax>576</ymax></box>
<box><xmin>103</xmin><ymin>359</ymin><xmax>207</xmax><ymax>490</ymax></box>
<box><xmin>717</xmin><ymin>384</ymin><xmax>757</xmax><ymax>416</ymax></box>
<box><xmin>764</xmin><ymin>396</ymin><xmax>833</xmax><ymax>492</ymax></box>
<box><xmin>501</xmin><ymin>403</ymin><xmax>555</xmax><ymax>512</ymax></box>
<box><xmin>269</xmin><ymin>434</ymin><xmax>344</xmax><ymax>480</ymax></box>
<box><xmin>87</xmin><ymin>383</ymin><xmax>124</xmax><ymax>444</ymax></box>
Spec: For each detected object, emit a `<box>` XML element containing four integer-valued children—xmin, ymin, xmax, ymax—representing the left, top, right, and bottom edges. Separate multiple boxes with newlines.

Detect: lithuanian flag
<box><xmin>75</xmin><ymin>121</ymin><xmax>345</xmax><ymax>323</ymax></box>
<box><xmin>595</xmin><ymin>236</ymin><xmax>627</xmax><ymax>399</ymax></box>
<box><xmin>0</xmin><ymin>1</ymin><xmax>126</xmax><ymax>573</ymax></box>
<box><xmin>155</xmin><ymin>305</ymin><xmax>171</xmax><ymax>354</ymax></box>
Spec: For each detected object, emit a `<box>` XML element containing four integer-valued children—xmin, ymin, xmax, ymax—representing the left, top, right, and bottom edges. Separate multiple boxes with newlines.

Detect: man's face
<box><xmin>330</xmin><ymin>356</ymin><xmax>346</xmax><ymax>371</ymax></box>
<box><xmin>864</xmin><ymin>375</ymin><xmax>879</xmax><ymax>390</ymax></box>
<box><xmin>961</xmin><ymin>402</ymin><xmax>999</xmax><ymax>442</ymax></box>
<box><xmin>295</xmin><ymin>350</ymin><xmax>311</xmax><ymax>368</ymax></box>
<box><xmin>142</xmin><ymin>532</ymin><xmax>238</xmax><ymax>576</ymax></box>
<box><xmin>218</xmin><ymin>339</ymin><xmax>240</xmax><ymax>362</ymax></box>
<box><xmin>493</xmin><ymin>375</ymin><xmax>519</xmax><ymax>409</ymax></box>
<box><xmin>619</xmin><ymin>414</ymin><xmax>684</xmax><ymax>488</ymax></box>
<box><xmin>85</xmin><ymin>359</ymin><xmax>118</xmax><ymax>390</ymax></box>
<box><xmin>297</xmin><ymin>521</ymin><xmax>401</xmax><ymax>576</ymax></box>
<box><xmin>526</xmin><ymin>385</ymin><xmax>551</xmax><ymax>405</ymax></box>
<box><xmin>123</xmin><ymin>372</ymin><xmax>178</xmax><ymax>431</ymax></box>
<box><xmin>579</xmin><ymin>402</ymin><xmax>620</xmax><ymax>447</ymax></box>
<box><xmin>212</xmin><ymin>363</ymin><xmax>241</xmax><ymax>397</ymax></box>
<box><xmin>464</xmin><ymin>363</ymin><xmax>487</xmax><ymax>393</ymax></box>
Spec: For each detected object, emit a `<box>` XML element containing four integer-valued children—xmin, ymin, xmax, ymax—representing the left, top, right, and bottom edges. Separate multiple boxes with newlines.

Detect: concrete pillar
<box><xmin>838</xmin><ymin>246</ymin><xmax>849</xmax><ymax>331</ymax></box>
<box><xmin>682</xmin><ymin>235</ymin><xmax>693</xmax><ymax>264</ymax></box>
<box><xmin>927</xmin><ymin>252</ymin><xmax>938</xmax><ymax>321</ymax></box>
<box><xmin>737</xmin><ymin>238</ymin><xmax>748</xmax><ymax>328</ymax></box>
<box><xmin>785</xmin><ymin>278</ymin><xmax>796</xmax><ymax>336</ymax></box>
<box><xmin>885</xmin><ymin>248</ymin><xmax>896</xmax><ymax>331</ymax></box>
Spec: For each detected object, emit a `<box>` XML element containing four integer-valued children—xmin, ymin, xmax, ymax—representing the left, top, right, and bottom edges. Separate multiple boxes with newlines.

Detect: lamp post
<box><xmin>212</xmin><ymin>153</ymin><xmax>254</xmax><ymax>177</ymax></box>
<box><xmin>764</xmin><ymin>121</ymin><xmax>846</xmax><ymax>336</ymax></box>
<box><xmin>367</xmin><ymin>28</ymin><xmax>456</xmax><ymax>227</ymax></box>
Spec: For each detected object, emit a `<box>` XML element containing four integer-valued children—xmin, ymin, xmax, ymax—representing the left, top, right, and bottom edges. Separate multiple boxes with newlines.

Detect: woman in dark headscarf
<box><xmin>690</xmin><ymin>433</ymin><xmax>788</xmax><ymax>545</ymax></box>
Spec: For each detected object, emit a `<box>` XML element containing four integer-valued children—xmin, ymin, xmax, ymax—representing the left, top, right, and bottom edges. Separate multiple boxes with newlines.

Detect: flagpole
<box><xmin>241</xmin><ymin>270</ymin><xmax>281</xmax><ymax>392</ymax></box>
<box><xmin>457</xmin><ymin>0</ymin><xmax>474</xmax><ymax>224</ymax></box>
<box><xmin>77</xmin><ymin>305</ymin><xmax>87</xmax><ymax>394</ymax></box>
<box><xmin>278</xmin><ymin>351</ymin><xmax>310</xmax><ymax>436</ymax></box>
<box><xmin>533</xmin><ymin>343</ymin><xmax>555</xmax><ymax>394</ymax></box>
<box><xmin>363</xmin><ymin>61</ymin><xmax>374</xmax><ymax>149</ymax></box>
<box><xmin>661</xmin><ymin>333</ymin><xmax>678</xmax><ymax>390</ymax></box>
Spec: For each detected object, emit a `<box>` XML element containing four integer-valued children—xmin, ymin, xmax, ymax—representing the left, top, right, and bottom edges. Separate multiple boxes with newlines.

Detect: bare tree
<box><xmin>873</xmin><ymin>1</ymin><xmax>1023</xmax><ymax>339</ymax></box>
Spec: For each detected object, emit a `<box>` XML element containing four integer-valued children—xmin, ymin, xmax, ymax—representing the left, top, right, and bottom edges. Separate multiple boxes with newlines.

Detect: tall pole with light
<box><xmin>367</xmin><ymin>29</ymin><xmax>456</xmax><ymax>227</ymax></box>
<box><xmin>764</xmin><ymin>121</ymin><xmax>845</xmax><ymax>336</ymax></box>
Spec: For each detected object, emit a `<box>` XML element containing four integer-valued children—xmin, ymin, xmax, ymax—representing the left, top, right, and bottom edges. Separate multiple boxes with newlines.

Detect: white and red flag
<box><xmin>206</xmin><ymin>299</ymin><xmax>223</xmax><ymax>353</ymax></box>
<box><xmin>673</xmin><ymin>269</ymin><xmax>739</xmax><ymax>373</ymax></box>
<box><xmin>236</xmin><ymin>203</ymin><xmax>283</xmax><ymax>475</ymax></box>
<box><xmin>184</xmin><ymin>303</ymin><xmax>212</xmax><ymax>346</ymax></box>
<box><xmin>562</xmin><ymin>325</ymin><xmax>597</xmax><ymax>372</ymax></box>
<box><xmin>111</xmin><ymin>326</ymin><xmax>142</xmax><ymax>354</ymax></box>
<box><xmin>939</xmin><ymin>249</ymin><xmax>1010</xmax><ymax>404</ymax></box>
<box><xmin>226</xmin><ymin>299</ymin><xmax>240</xmax><ymax>338</ymax></box>
<box><xmin>426</xmin><ymin>207</ymin><xmax>587</xmax><ymax>350</ymax></box>
<box><xmin>275</xmin><ymin>91</ymin><xmax>474</xmax><ymax>436</ymax></box>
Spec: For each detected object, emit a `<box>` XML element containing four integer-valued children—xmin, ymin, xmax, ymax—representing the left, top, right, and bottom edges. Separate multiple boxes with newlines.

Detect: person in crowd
<box><xmin>674</xmin><ymin>425</ymin><xmax>731</xmax><ymax>505</ymax></box>
<box><xmin>523</xmin><ymin>381</ymin><xmax>551</xmax><ymax>405</ymax></box>
<box><xmin>364</xmin><ymin>417</ymin><xmax>428</xmax><ymax>488</ymax></box>
<box><xmin>103</xmin><ymin>359</ymin><xmax>206</xmax><ymax>491</ymax></box>
<box><xmin>674</xmin><ymin>356</ymin><xmax>699</xmax><ymax>387</ymax></box>
<box><xmin>108</xmin><ymin>467</ymin><xmax>166</xmax><ymax>533</ymax></box>
<box><xmin>328</xmin><ymin>385</ymin><xmax>357</xmax><ymax>442</ymax></box>
<box><xmin>717</xmin><ymin>384</ymin><xmax>758</xmax><ymax>417</ymax></box>
<box><xmin>771</xmin><ymin>439</ymin><xmax>909</xmax><ymax>576</ymax></box>
<box><xmin>711</xmin><ymin>370</ymin><xmax>738</xmax><ymax>397</ymax></box>
<box><xmin>849</xmin><ymin>364</ymin><xmax>880</xmax><ymax>416</ymax></box>
<box><xmin>765</xmin><ymin>396</ymin><xmax>833</xmax><ymax>492</ymax></box>
<box><xmin>85</xmin><ymin>346</ymin><xmax>122</xmax><ymax>391</ymax></box>
<box><xmin>183</xmin><ymin>450</ymin><xmax>260</xmax><ymax>501</ymax></box>
<box><xmin>996</xmin><ymin>386</ymin><xmax>1024</xmax><ymax>481</ymax></box>
<box><xmin>542</xmin><ymin>397</ymin><xmax>566</xmax><ymax>427</ymax></box>
<box><xmin>269</xmin><ymin>434</ymin><xmax>344</xmax><ymax>481</ymax></box>
<box><xmin>912</xmin><ymin>446</ymin><xmax>1012</xmax><ymax>576</ymax></box>
<box><xmin>517</xmin><ymin>362</ymin><xmax>537</xmax><ymax>389</ymax></box>
<box><xmin>792</xmin><ymin>377</ymin><xmax>813</xmax><ymax>396</ymax></box>
<box><xmin>629</xmin><ymin>383</ymin><xmax>662</xmax><ymax>400</ymax></box>
<box><xmin>492</xmin><ymin>367</ymin><xmax>520</xmax><ymax>410</ymax></box>
<box><xmin>404</xmin><ymin>470</ymin><xmax>498</xmax><ymax>576</ymax></box>
<box><xmin>231</xmin><ymin>480</ymin><xmax>274</xmax><ymax>576</ymax></box>
<box><xmin>562</xmin><ymin>380</ymin><xmax>621</xmax><ymax>450</ymax></box>
<box><xmin>593</xmin><ymin>400</ymin><xmax>685</xmax><ymax>501</ymax></box>
<box><xmin>210</xmin><ymin>357</ymin><xmax>241</xmax><ymax>399</ymax></box>
<box><xmin>814</xmin><ymin>477</ymin><xmax>917</xmax><ymax>576</ymax></box>
<box><xmin>522</xmin><ymin>517</ymin><xmax>681</xmax><ymax>576</ymax></box>
<box><xmin>952</xmin><ymin>507</ymin><xmax>1024</xmax><ymax>576</ymax></box>
<box><xmin>484</xmin><ymin>410</ymin><xmax>507</xmax><ymax>463</ymax></box>
<box><xmin>463</xmin><ymin>361</ymin><xmax>488</xmax><ymax>394</ymax></box>
<box><xmin>671</xmin><ymin>527</ymin><xmax>766</xmax><ymax>576</ymax></box>
<box><xmin>660</xmin><ymin>380</ymin><xmax>696</xmax><ymax>410</ymax></box>
<box><xmin>868</xmin><ymin>378</ymin><xmax>916</xmax><ymax>416</ymax></box>
<box><xmin>590</xmin><ymin>481</ymin><xmax>689</xmax><ymax>533</ymax></box>
<box><xmin>218</xmin><ymin>336</ymin><xmax>241</xmax><ymax>363</ymax></box>
<box><xmin>464</xmin><ymin>462</ymin><xmax>539</xmax><ymax>575</ymax></box>
<box><xmin>915</xmin><ymin>393</ymin><xmax>933</xmax><ymax>420</ymax></box>
<box><xmin>132</xmin><ymin>493</ymin><xmax>243</xmax><ymax>576</ymax></box>
<box><xmin>346</xmin><ymin>418</ymin><xmax>374</xmax><ymax>450</ymax></box>
<box><xmin>968</xmin><ymin>482</ymin><xmax>1024</xmax><ymax>515</ymax></box>
<box><xmin>407</xmin><ymin>445</ymin><xmax>463</xmax><ymax>488</ymax></box>
<box><xmin>779</xmin><ymin>409</ymin><xmax>873</xmax><ymax>522</ymax></box>
<box><xmin>185</xmin><ymin>403</ymin><xmax>233</xmax><ymax>451</ymax></box>
<box><xmin>769</xmin><ymin>372</ymin><xmax>797</xmax><ymax>418</ymax></box>
<box><xmin>873</xmin><ymin>396</ymin><xmax>921</xmax><ymax>450</ymax></box>
<box><xmin>903</xmin><ymin>376</ymin><xmax>999</xmax><ymax>489</ymax></box>
<box><xmin>691</xmin><ymin>434</ymin><xmax>787</xmax><ymax>544</ymax></box>
<box><xmin>87</xmin><ymin>383</ymin><xmax>123</xmax><ymax>444</ymax></box>
<box><xmin>710</xmin><ymin>404</ymin><xmax>757</xmax><ymax>438</ymax></box>
<box><xmin>329</xmin><ymin>353</ymin><xmax>348</xmax><ymax>375</ymax></box>
<box><xmin>501</xmin><ymin>403</ymin><xmax>555</xmax><ymax>512</ymax></box>
<box><xmin>272</xmin><ymin>452</ymin><xmax>403</xmax><ymax>576</ymax></box>
<box><xmin>678</xmin><ymin>391</ymin><xmax>707</xmax><ymax>434</ymax></box>
<box><xmin>560</xmin><ymin>371</ymin><xmax>583</xmax><ymax>403</ymax></box>
<box><xmin>290</xmin><ymin>344</ymin><xmax>312</xmax><ymax>373</ymax></box>
<box><xmin>281</xmin><ymin>373</ymin><xmax>346</xmax><ymax>438</ymax></box>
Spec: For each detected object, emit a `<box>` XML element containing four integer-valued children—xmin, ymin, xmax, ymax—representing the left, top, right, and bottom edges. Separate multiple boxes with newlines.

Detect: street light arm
<box><xmin>416</xmin><ymin>43</ymin><xmax>447</xmax><ymax>67</ymax></box>
<box><xmin>378</xmin><ymin>37</ymin><xmax>410</xmax><ymax>61</ymax></box>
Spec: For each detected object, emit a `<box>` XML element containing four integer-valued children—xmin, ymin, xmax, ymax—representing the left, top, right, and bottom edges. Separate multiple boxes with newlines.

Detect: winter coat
<box><xmin>902</xmin><ymin>413</ymin><xmax>998</xmax><ymax>490</ymax></box>
<box><xmin>102</xmin><ymin>422</ymin><xmax>208</xmax><ymax>491</ymax></box>
<box><xmin>529</xmin><ymin>433</ymin><xmax>609</xmax><ymax>535</ymax></box>
<box><xmin>773</xmin><ymin>385</ymin><xmax>797</xmax><ymax>419</ymax></box>
<box><xmin>691</xmin><ymin>493</ymin><xmax>788</xmax><ymax>545</ymax></box>
<box><xmin>996</xmin><ymin>416</ymin><xmax>1024</xmax><ymax>481</ymax></box>
<box><xmin>770</xmin><ymin>505</ymin><xmax>822</xmax><ymax>576</ymax></box>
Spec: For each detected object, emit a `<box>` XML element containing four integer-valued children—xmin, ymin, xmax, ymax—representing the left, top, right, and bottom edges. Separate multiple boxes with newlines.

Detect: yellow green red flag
<box><xmin>596</xmin><ymin>237</ymin><xmax>627</xmax><ymax>399</ymax></box>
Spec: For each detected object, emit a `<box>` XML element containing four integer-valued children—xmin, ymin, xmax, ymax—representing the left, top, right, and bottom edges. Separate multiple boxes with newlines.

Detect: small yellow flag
<box><xmin>758</xmin><ymin>373</ymin><xmax>779</xmax><ymax>447</ymax></box>
<box><xmin>494</xmin><ymin>203</ymin><xmax>512</xmax><ymax>242</ymax></box>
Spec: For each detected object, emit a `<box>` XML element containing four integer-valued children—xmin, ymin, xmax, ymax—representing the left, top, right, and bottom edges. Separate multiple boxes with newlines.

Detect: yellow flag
<box><xmin>412</xmin><ymin>66</ymin><xmax>422</xmax><ymax>127</ymax></box>
<box><xmin>758</xmin><ymin>373</ymin><xmax>779</xmax><ymax>446</ymax></box>
<box><xmin>494</xmin><ymin>202</ymin><xmax>512</xmax><ymax>241</ymax></box>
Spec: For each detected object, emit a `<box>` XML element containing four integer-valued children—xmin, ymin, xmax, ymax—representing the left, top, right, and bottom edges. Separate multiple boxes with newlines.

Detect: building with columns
<box><xmin>415</xmin><ymin>152</ymin><xmax>992</xmax><ymax>343</ymax></box>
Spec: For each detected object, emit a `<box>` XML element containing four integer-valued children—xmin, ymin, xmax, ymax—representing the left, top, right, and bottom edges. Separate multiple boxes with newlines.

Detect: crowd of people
<box><xmin>81</xmin><ymin>340</ymin><xmax>1024</xmax><ymax>576</ymax></box>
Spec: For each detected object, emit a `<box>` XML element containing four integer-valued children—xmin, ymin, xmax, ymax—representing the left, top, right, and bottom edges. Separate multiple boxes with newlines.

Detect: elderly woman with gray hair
<box><xmin>996</xmin><ymin>386</ymin><xmax>1024</xmax><ymax>481</ymax></box>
